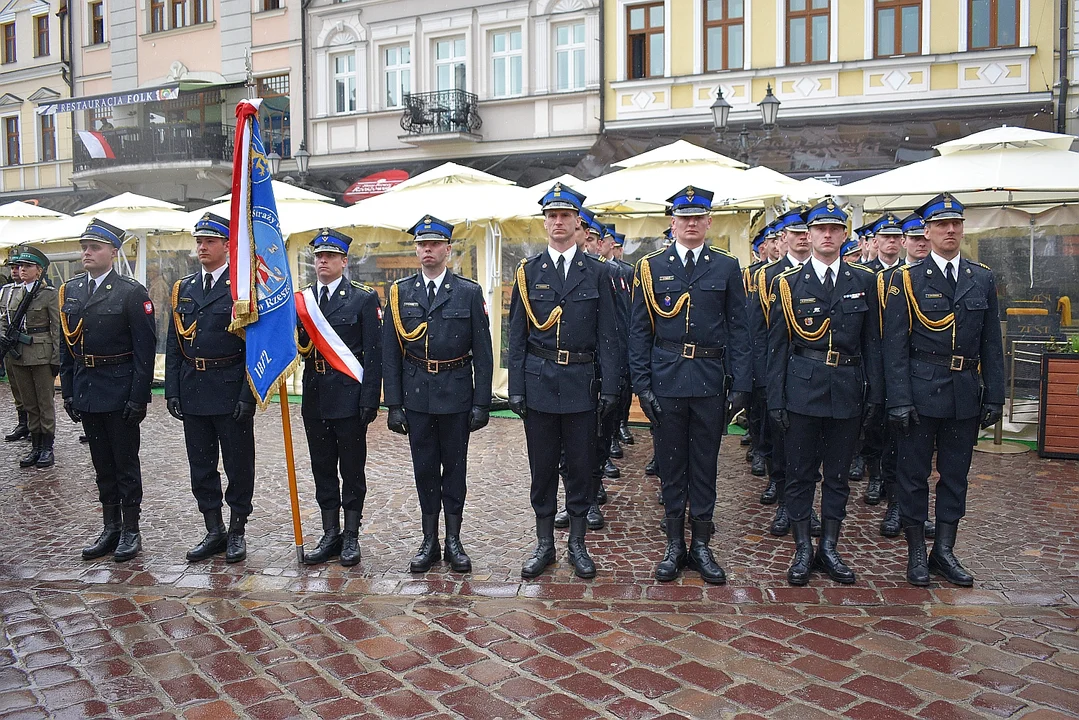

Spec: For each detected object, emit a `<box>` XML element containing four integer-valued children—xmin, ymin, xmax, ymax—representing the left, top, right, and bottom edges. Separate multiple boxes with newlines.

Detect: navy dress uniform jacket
<box><xmin>164</xmin><ymin>272</ymin><xmax>253</xmax><ymax>415</ymax></box>
<box><xmin>629</xmin><ymin>247</ymin><xmax>752</xmax><ymax>398</ymax></box>
<box><xmin>748</xmin><ymin>257</ymin><xmax>796</xmax><ymax>388</ymax></box>
<box><xmin>383</xmin><ymin>271</ymin><xmax>494</xmax><ymax>414</ymax></box>
<box><xmin>882</xmin><ymin>258</ymin><xmax>1005</xmax><ymax>420</ymax></box>
<box><xmin>299</xmin><ymin>280</ymin><xmax>383</xmax><ymax>420</ymax></box>
<box><xmin>507</xmin><ymin>250</ymin><xmax>623</xmax><ymax>414</ymax></box>
<box><xmin>767</xmin><ymin>261</ymin><xmax>883</xmax><ymax>419</ymax></box>
<box><xmin>59</xmin><ymin>271</ymin><xmax>156</xmax><ymax>414</ymax></box>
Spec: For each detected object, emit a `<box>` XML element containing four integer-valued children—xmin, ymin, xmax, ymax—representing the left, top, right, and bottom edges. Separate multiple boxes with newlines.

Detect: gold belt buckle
<box><xmin>314</xmin><ymin>358</ymin><xmax>326</xmax><ymax>374</ymax></box>
<box><xmin>682</xmin><ymin>343</ymin><xmax>696</xmax><ymax>359</ymax></box>
<box><xmin>427</xmin><ymin>359</ymin><xmax>439</xmax><ymax>374</ymax></box>
<box><xmin>949</xmin><ymin>355</ymin><xmax>965</xmax><ymax>371</ymax></box>
<box><xmin>825</xmin><ymin>351</ymin><xmax>840</xmax><ymax>367</ymax></box>
<box><xmin>83</xmin><ymin>355</ymin><xmax>95</xmax><ymax>367</ymax></box>
<box><xmin>556</xmin><ymin>349</ymin><xmax>570</xmax><ymax>365</ymax></box>
<box><xmin>195</xmin><ymin>357</ymin><xmax>207</xmax><ymax>371</ymax></box>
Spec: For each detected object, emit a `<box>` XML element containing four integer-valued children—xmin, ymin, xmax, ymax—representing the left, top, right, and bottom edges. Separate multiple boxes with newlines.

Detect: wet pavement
<box><xmin>0</xmin><ymin>386</ymin><xmax>1077</xmax><ymax>719</ymax></box>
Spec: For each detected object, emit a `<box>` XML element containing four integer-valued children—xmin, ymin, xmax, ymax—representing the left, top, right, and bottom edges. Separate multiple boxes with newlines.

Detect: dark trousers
<box><xmin>182</xmin><ymin>413</ymin><xmax>256</xmax><ymax>517</ymax></box>
<box><xmin>655</xmin><ymin>394</ymin><xmax>725</xmax><ymax>522</ymax></box>
<box><xmin>881</xmin><ymin>427</ymin><xmax>898</xmax><ymax>499</ymax></box>
<box><xmin>895</xmin><ymin>415</ymin><xmax>978</xmax><ymax>526</ymax></box>
<box><xmin>405</xmin><ymin>409</ymin><xmax>470</xmax><ymax>516</ymax></box>
<box><xmin>83</xmin><ymin>410</ymin><xmax>142</xmax><ymax>507</ymax></box>
<box><xmin>860</xmin><ymin>416</ymin><xmax>885</xmax><ymax>461</ymax></box>
<box><xmin>769</xmin><ymin>414</ymin><xmax>788</xmax><ymax>499</ymax></box>
<box><xmin>525</xmin><ymin>409</ymin><xmax>595</xmax><ymax>519</ymax></box>
<box><xmin>784</xmin><ymin>412</ymin><xmax>860</xmax><ymax>523</ymax></box>
<box><xmin>749</xmin><ymin>388</ymin><xmax>771</xmax><ymax>461</ymax></box>
<box><xmin>619</xmin><ymin>378</ymin><xmax>633</xmax><ymax>425</ymax></box>
<box><xmin>304</xmin><ymin>415</ymin><xmax>368</xmax><ymax>515</ymax></box>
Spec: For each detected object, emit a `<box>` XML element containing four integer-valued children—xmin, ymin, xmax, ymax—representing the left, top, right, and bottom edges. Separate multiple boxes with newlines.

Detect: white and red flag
<box><xmin>77</xmin><ymin>131</ymin><xmax>115</xmax><ymax>159</ymax></box>
<box><xmin>295</xmin><ymin>288</ymin><xmax>364</xmax><ymax>383</ymax></box>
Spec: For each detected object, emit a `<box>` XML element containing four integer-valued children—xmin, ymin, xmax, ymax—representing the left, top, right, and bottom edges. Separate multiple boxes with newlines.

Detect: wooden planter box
<box><xmin>1039</xmin><ymin>353</ymin><xmax>1079</xmax><ymax>459</ymax></box>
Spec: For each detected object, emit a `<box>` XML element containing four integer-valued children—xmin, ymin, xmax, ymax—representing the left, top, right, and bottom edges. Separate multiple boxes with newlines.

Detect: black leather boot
<box><xmin>645</xmin><ymin>456</ymin><xmax>657</xmax><ymax>476</ymax></box>
<box><xmin>609</xmin><ymin>437</ymin><xmax>623</xmax><ymax>459</ymax></box>
<box><xmin>687</xmin><ymin>520</ymin><xmax>726</xmax><ymax>584</ymax></box>
<box><xmin>19</xmin><ymin>433</ymin><xmax>41</xmax><ymax>468</ymax></box>
<box><xmin>586</xmin><ymin>504</ymin><xmax>604</xmax><ymax>530</ymax></box>
<box><xmin>760</xmin><ymin>478</ymin><xmax>778</xmax><ymax>505</ymax></box>
<box><xmin>751</xmin><ymin>453</ymin><xmax>767</xmax><ymax>477</ymax></box>
<box><xmin>814</xmin><ymin>519</ymin><xmax>855</xmax><ymax>584</ymax></box>
<box><xmin>880</xmin><ymin>501</ymin><xmax>901</xmax><ymax>537</ymax></box>
<box><xmin>864</xmin><ymin>458</ymin><xmax>883</xmax><ymax>505</ymax></box>
<box><xmin>34</xmin><ymin>433</ymin><xmax>54</xmax><ymax>468</ymax></box>
<box><xmin>521</xmin><ymin>516</ymin><xmax>556</xmax><ymax>578</ymax></box>
<box><xmin>654</xmin><ymin>516</ymin><xmax>687</xmax><ymax>582</ymax></box>
<box><xmin>769</xmin><ymin>503</ymin><xmax>790</xmax><ymax>536</ymax></box>
<box><xmin>443</xmin><ymin>513</ymin><xmax>471</xmax><ymax>573</ymax></box>
<box><xmin>567</xmin><ymin>516</ymin><xmax>596</xmax><ymax>579</ymax></box>
<box><xmin>904</xmin><ymin>523</ymin><xmax>930</xmax><ymax>586</ymax></box>
<box><xmin>603</xmin><ymin>459</ymin><xmax>620</xmax><ymax>479</ymax></box>
<box><xmin>619</xmin><ymin>422</ymin><xmax>634</xmax><ymax>444</ymax></box>
<box><xmin>82</xmin><ymin>504</ymin><xmax>121</xmax><ymax>560</ymax></box>
<box><xmin>810</xmin><ymin>510</ymin><xmax>822</xmax><ymax>537</ymax></box>
<box><xmin>848</xmin><ymin>455</ymin><xmax>865</xmax><ymax>480</ymax></box>
<box><xmin>410</xmin><ymin>513</ymin><xmax>441</xmax><ymax>573</ymax></box>
<box><xmin>114</xmin><ymin>505</ymin><xmax>142</xmax><ymax>562</ymax></box>
<box><xmin>186</xmin><ymin>509</ymin><xmax>227</xmax><ymax>562</ymax></box>
<box><xmin>340</xmin><ymin>510</ymin><xmax>362</xmax><ymax>567</ymax></box>
<box><xmin>924</xmin><ymin>519</ymin><xmax>936</xmax><ymax>539</ymax></box>
<box><xmin>303</xmin><ymin>509</ymin><xmax>342</xmax><ymax>565</ymax></box>
<box><xmin>596</xmin><ymin>483</ymin><xmax>607</xmax><ymax>505</ymax></box>
<box><xmin>4</xmin><ymin>410</ymin><xmax>28</xmax><ymax>442</ymax></box>
<box><xmin>553</xmin><ymin>507</ymin><xmax>569</xmax><ymax>528</ymax></box>
<box><xmin>225</xmin><ymin>513</ymin><xmax>247</xmax><ymax>563</ymax></box>
<box><xmin>929</xmin><ymin>521</ymin><xmax>973</xmax><ymax>586</ymax></box>
<box><xmin>787</xmin><ymin>519</ymin><xmax>814</xmax><ymax>586</ymax></box>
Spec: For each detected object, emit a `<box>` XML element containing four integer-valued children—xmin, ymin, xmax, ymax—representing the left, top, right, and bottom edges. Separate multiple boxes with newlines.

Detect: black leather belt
<box><xmin>527</xmin><ymin>342</ymin><xmax>594</xmax><ymax>365</ymax></box>
<box><xmin>185</xmin><ymin>354</ymin><xmax>242</xmax><ymax>371</ymax></box>
<box><xmin>24</xmin><ymin>326</ymin><xmax>49</xmax><ymax>334</ymax></box>
<box><xmin>405</xmin><ymin>353</ymin><xmax>472</xmax><ymax>374</ymax></box>
<box><xmin>655</xmin><ymin>338</ymin><xmax>725</xmax><ymax>359</ymax></box>
<box><xmin>794</xmin><ymin>346</ymin><xmax>862</xmax><ymax>367</ymax></box>
<box><xmin>77</xmin><ymin>352</ymin><xmax>133</xmax><ymax>367</ymax></box>
<box><xmin>912</xmin><ymin>349</ymin><xmax>978</xmax><ymax>371</ymax></box>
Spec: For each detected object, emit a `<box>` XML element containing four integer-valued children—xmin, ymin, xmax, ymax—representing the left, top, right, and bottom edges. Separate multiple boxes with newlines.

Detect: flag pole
<box><xmin>278</xmin><ymin>380</ymin><xmax>305</xmax><ymax>564</ymax></box>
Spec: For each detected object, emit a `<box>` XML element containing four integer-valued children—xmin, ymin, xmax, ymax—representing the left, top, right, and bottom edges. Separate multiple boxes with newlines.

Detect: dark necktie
<box><xmin>685</xmin><ymin>251</ymin><xmax>695</xmax><ymax>277</ymax></box>
<box><xmin>555</xmin><ymin>255</ymin><xmax>566</xmax><ymax>286</ymax></box>
<box><xmin>945</xmin><ymin>262</ymin><xmax>956</xmax><ymax>290</ymax></box>
<box><xmin>824</xmin><ymin>267</ymin><xmax>834</xmax><ymax>293</ymax></box>
<box><xmin>427</xmin><ymin>280</ymin><xmax>436</xmax><ymax>306</ymax></box>
<box><xmin>88</xmin><ymin>278</ymin><xmax>96</xmax><ymax>296</ymax></box>
<box><xmin>204</xmin><ymin>273</ymin><xmax>213</xmax><ymax>296</ymax></box>
<box><xmin>319</xmin><ymin>285</ymin><xmax>329</xmax><ymax>314</ymax></box>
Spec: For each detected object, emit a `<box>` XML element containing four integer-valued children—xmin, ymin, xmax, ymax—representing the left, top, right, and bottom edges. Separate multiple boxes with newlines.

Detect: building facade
<box><xmin>599</xmin><ymin>0</ymin><xmax>1061</xmax><ymax>177</ymax></box>
<box><xmin>303</xmin><ymin>0</ymin><xmax>602</xmax><ymax>190</ymax></box>
<box><xmin>0</xmin><ymin>0</ymin><xmax>73</xmax><ymax>202</ymax></box>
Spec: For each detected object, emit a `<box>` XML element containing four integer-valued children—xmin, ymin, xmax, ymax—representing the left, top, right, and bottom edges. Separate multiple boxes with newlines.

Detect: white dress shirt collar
<box><xmin>421</xmin><ymin>268</ymin><xmax>448</xmax><ymax>293</ymax></box>
<box><xmin>674</xmin><ymin>242</ymin><xmax>703</xmax><ymax>265</ymax></box>
<box><xmin>931</xmin><ymin>251</ymin><xmax>961</xmax><ymax>277</ymax></box>
<box><xmin>809</xmin><ymin>255</ymin><xmax>841</xmax><ymax>285</ymax></box>
<box><xmin>547</xmin><ymin>244</ymin><xmax>577</xmax><ymax>275</ymax></box>
<box><xmin>202</xmin><ymin>264</ymin><xmax>228</xmax><ymax>287</ymax></box>
<box><xmin>786</xmin><ymin>252</ymin><xmax>807</xmax><ymax>268</ymax></box>
<box><xmin>879</xmin><ymin>257</ymin><xmax>901</xmax><ymax>270</ymax></box>
<box><xmin>89</xmin><ymin>269</ymin><xmax>113</xmax><ymax>286</ymax></box>
<box><xmin>318</xmin><ymin>276</ymin><xmax>344</xmax><ymax>298</ymax></box>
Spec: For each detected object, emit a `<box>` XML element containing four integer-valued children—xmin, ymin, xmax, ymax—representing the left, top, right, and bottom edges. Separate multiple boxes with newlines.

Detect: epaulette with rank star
<box><xmin>350</xmin><ymin>280</ymin><xmax>375</xmax><ymax>293</ymax></box>
<box><xmin>971</xmin><ymin>260</ymin><xmax>991</xmax><ymax>270</ymax></box>
<box><xmin>709</xmin><ymin>246</ymin><xmax>736</xmax><ymax>259</ymax></box>
<box><xmin>847</xmin><ymin>262</ymin><xmax>875</xmax><ymax>275</ymax></box>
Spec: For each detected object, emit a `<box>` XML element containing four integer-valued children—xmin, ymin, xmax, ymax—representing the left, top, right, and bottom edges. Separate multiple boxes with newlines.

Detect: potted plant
<box><xmin>1039</xmin><ymin>335</ymin><xmax>1079</xmax><ymax>459</ymax></box>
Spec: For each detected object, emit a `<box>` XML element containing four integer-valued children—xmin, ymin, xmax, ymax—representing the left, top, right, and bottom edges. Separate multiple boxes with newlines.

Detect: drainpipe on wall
<box><xmin>301</xmin><ymin>0</ymin><xmax>313</xmax><ymax>160</ymax></box>
<box><xmin>597</xmin><ymin>0</ymin><xmax>605</xmax><ymax>136</ymax></box>
<box><xmin>1059</xmin><ymin>0</ymin><xmax>1069</xmax><ymax>134</ymax></box>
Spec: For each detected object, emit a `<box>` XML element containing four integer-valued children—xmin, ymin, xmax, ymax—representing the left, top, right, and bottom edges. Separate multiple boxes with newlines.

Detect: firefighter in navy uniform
<box><xmin>165</xmin><ymin>213</ymin><xmax>257</xmax><ymax>563</ymax></box>
<box><xmin>298</xmin><ymin>229</ymin><xmax>383</xmax><ymax>567</ymax></box>
<box><xmin>609</xmin><ymin>229</ymin><xmax>637</xmax><ymax>455</ymax></box>
<box><xmin>630</xmin><ymin>186</ymin><xmax>752</xmax><ymax>584</ymax></box>
<box><xmin>883</xmin><ymin>193</ymin><xmax>1005</xmax><ymax>587</ymax></box>
<box><xmin>507</xmin><ymin>183</ymin><xmax>623</xmax><ymax>579</ymax></box>
<box><xmin>61</xmin><ymin>219</ymin><xmax>156</xmax><ymax>562</ymax></box>
<box><xmin>743</xmin><ymin>227</ymin><xmax>772</xmax><ymax>479</ymax></box>
<box><xmin>384</xmin><ymin>215</ymin><xmax>493</xmax><ymax>574</ymax></box>
<box><xmin>767</xmin><ymin>199</ymin><xmax>883</xmax><ymax>586</ymax></box>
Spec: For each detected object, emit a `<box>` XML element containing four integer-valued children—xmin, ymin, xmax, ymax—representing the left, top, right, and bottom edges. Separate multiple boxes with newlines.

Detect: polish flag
<box><xmin>296</xmin><ymin>287</ymin><xmax>364</xmax><ymax>383</ymax></box>
<box><xmin>77</xmin><ymin>131</ymin><xmax>116</xmax><ymax>159</ymax></box>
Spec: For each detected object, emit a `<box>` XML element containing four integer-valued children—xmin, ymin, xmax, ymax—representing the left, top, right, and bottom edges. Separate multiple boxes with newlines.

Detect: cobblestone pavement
<box><xmin>0</xmin><ymin>387</ymin><xmax>1077</xmax><ymax>719</ymax></box>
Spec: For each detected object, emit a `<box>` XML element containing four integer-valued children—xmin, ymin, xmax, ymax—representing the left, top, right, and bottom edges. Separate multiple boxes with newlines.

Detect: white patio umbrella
<box><xmin>36</xmin><ymin>192</ymin><xmax>194</xmax><ymax>243</ymax></box>
<box><xmin>0</xmin><ymin>202</ymin><xmax>71</xmax><ymax>248</ymax></box>
<box><xmin>198</xmin><ymin>180</ymin><xmax>354</xmax><ymax>238</ymax></box>
<box><xmin>841</xmin><ymin>126</ymin><xmax>1079</xmax><ymax>211</ymax></box>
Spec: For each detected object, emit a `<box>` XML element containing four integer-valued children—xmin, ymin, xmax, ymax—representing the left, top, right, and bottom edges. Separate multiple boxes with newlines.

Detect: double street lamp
<box><xmin>266</xmin><ymin>141</ymin><xmax>312</xmax><ymax>179</ymax></box>
<box><xmin>710</xmin><ymin>83</ymin><xmax>781</xmax><ymax>163</ymax></box>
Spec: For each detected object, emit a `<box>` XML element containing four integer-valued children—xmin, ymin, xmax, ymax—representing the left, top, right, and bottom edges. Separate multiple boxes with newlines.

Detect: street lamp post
<box><xmin>710</xmin><ymin>84</ymin><xmax>781</xmax><ymax>164</ymax></box>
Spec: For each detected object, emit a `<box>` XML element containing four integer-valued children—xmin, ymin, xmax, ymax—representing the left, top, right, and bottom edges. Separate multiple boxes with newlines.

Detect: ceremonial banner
<box><xmin>76</xmin><ymin>131</ymin><xmax>116</xmax><ymax>159</ymax></box>
<box><xmin>228</xmin><ymin>99</ymin><xmax>299</xmax><ymax>406</ymax></box>
<box><xmin>295</xmin><ymin>287</ymin><xmax>364</xmax><ymax>383</ymax></box>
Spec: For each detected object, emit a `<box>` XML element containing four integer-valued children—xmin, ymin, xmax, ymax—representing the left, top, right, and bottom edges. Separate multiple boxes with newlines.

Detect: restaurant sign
<box><xmin>36</xmin><ymin>84</ymin><xmax>181</xmax><ymax>116</ymax></box>
<box><xmin>343</xmin><ymin>169</ymin><xmax>409</xmax><ymax>204</ymax></box>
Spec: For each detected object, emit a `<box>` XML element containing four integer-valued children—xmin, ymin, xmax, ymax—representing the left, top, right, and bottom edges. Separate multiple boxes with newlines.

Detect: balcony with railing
<box><xmin>72</xmin><ymin>122</ymin><xmax>236</xmax><ymax>173</ymax></box>
<box><xmin>399</xmin><ymin>90</ymin><xmax>482</xmax><ymax>143</ymax></box>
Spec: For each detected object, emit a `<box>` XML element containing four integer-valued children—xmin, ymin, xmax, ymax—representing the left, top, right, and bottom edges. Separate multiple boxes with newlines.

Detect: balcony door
<box><xmin>435</xmin><ymin>37</ymin><xmax>466</xmax><ymax>91</ymax></box>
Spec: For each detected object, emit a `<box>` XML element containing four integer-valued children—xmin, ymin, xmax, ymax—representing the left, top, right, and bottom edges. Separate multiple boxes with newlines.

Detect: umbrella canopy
<box><xmin>528</xmin><ymin>174</ymin><xmax>585</xmax><ymax>192</ymax></box>
<box><xmin>342</xmin><ymin>162</ymin><xmax>535</xmax><ymax>230</ymax></box>
<box><xmin>34</xmin><ymin>192</ymin><xmax>193</xmax><ymax>243</ymax></box>
<box><xmin>201</xmin><ymin>180</ymin><xmax>351</xmax><ymax>238</ymax></box>
<box><xmin>0</xmin><ymin>202</ymin><xmax>72</xmax><ymax>248</ymax></box>
<box><xmin>580</xmin><ymin>140</ymin><xmax>798</xmax><ymax>212</ymax></box>
<box><xmin>841</xmin><ymin>126</ymin><xmax>1079</xmax><ymax>211</ymax></box>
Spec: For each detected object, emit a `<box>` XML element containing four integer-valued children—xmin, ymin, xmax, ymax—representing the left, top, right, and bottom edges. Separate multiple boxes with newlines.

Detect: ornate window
<box><xmin>490</xmin><ymin>29</ymin><xmax>523</xmax><ymax>97</ymax></box>
<box><xmin>704</xmin><ymin>0</ymin><xmax>743</xmax><ymax>72</ymax></box>
<box><xmin>786</xmin><ymin>0</ymin><xmax>829</xmax><ymax>65</ymax></box>
<box><xmin>626</xmin><ymin>2</ymin><xmax>664</xmax><ymax>79</ymax></box>
<box><xmin>332</xmin><ymin>53</ymin><xmax>357</xmax><ymax>113</ymax></box>
<box><xmin>35</xmin><ymin>16</ymin><xmax>50</xmax><ymax>57</ymax></box>
<box><xmin>554</xmin><ymin>22</ymin><xmax>586</xmax><ymax>91</ymax></box>
<box><xmin>969</xmin><ymin>0</ymin><xmax>1018</xmax><ymax>50</ymax></box>
<box><xmin>874</xmin><ymin>0</ymin><xmax>920</xmax><ymax>57</ymax></box>
<box><xmin>384</xmin><ymin>45</ymin><xmax>410</xmax><ymax>109</ymax></box>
